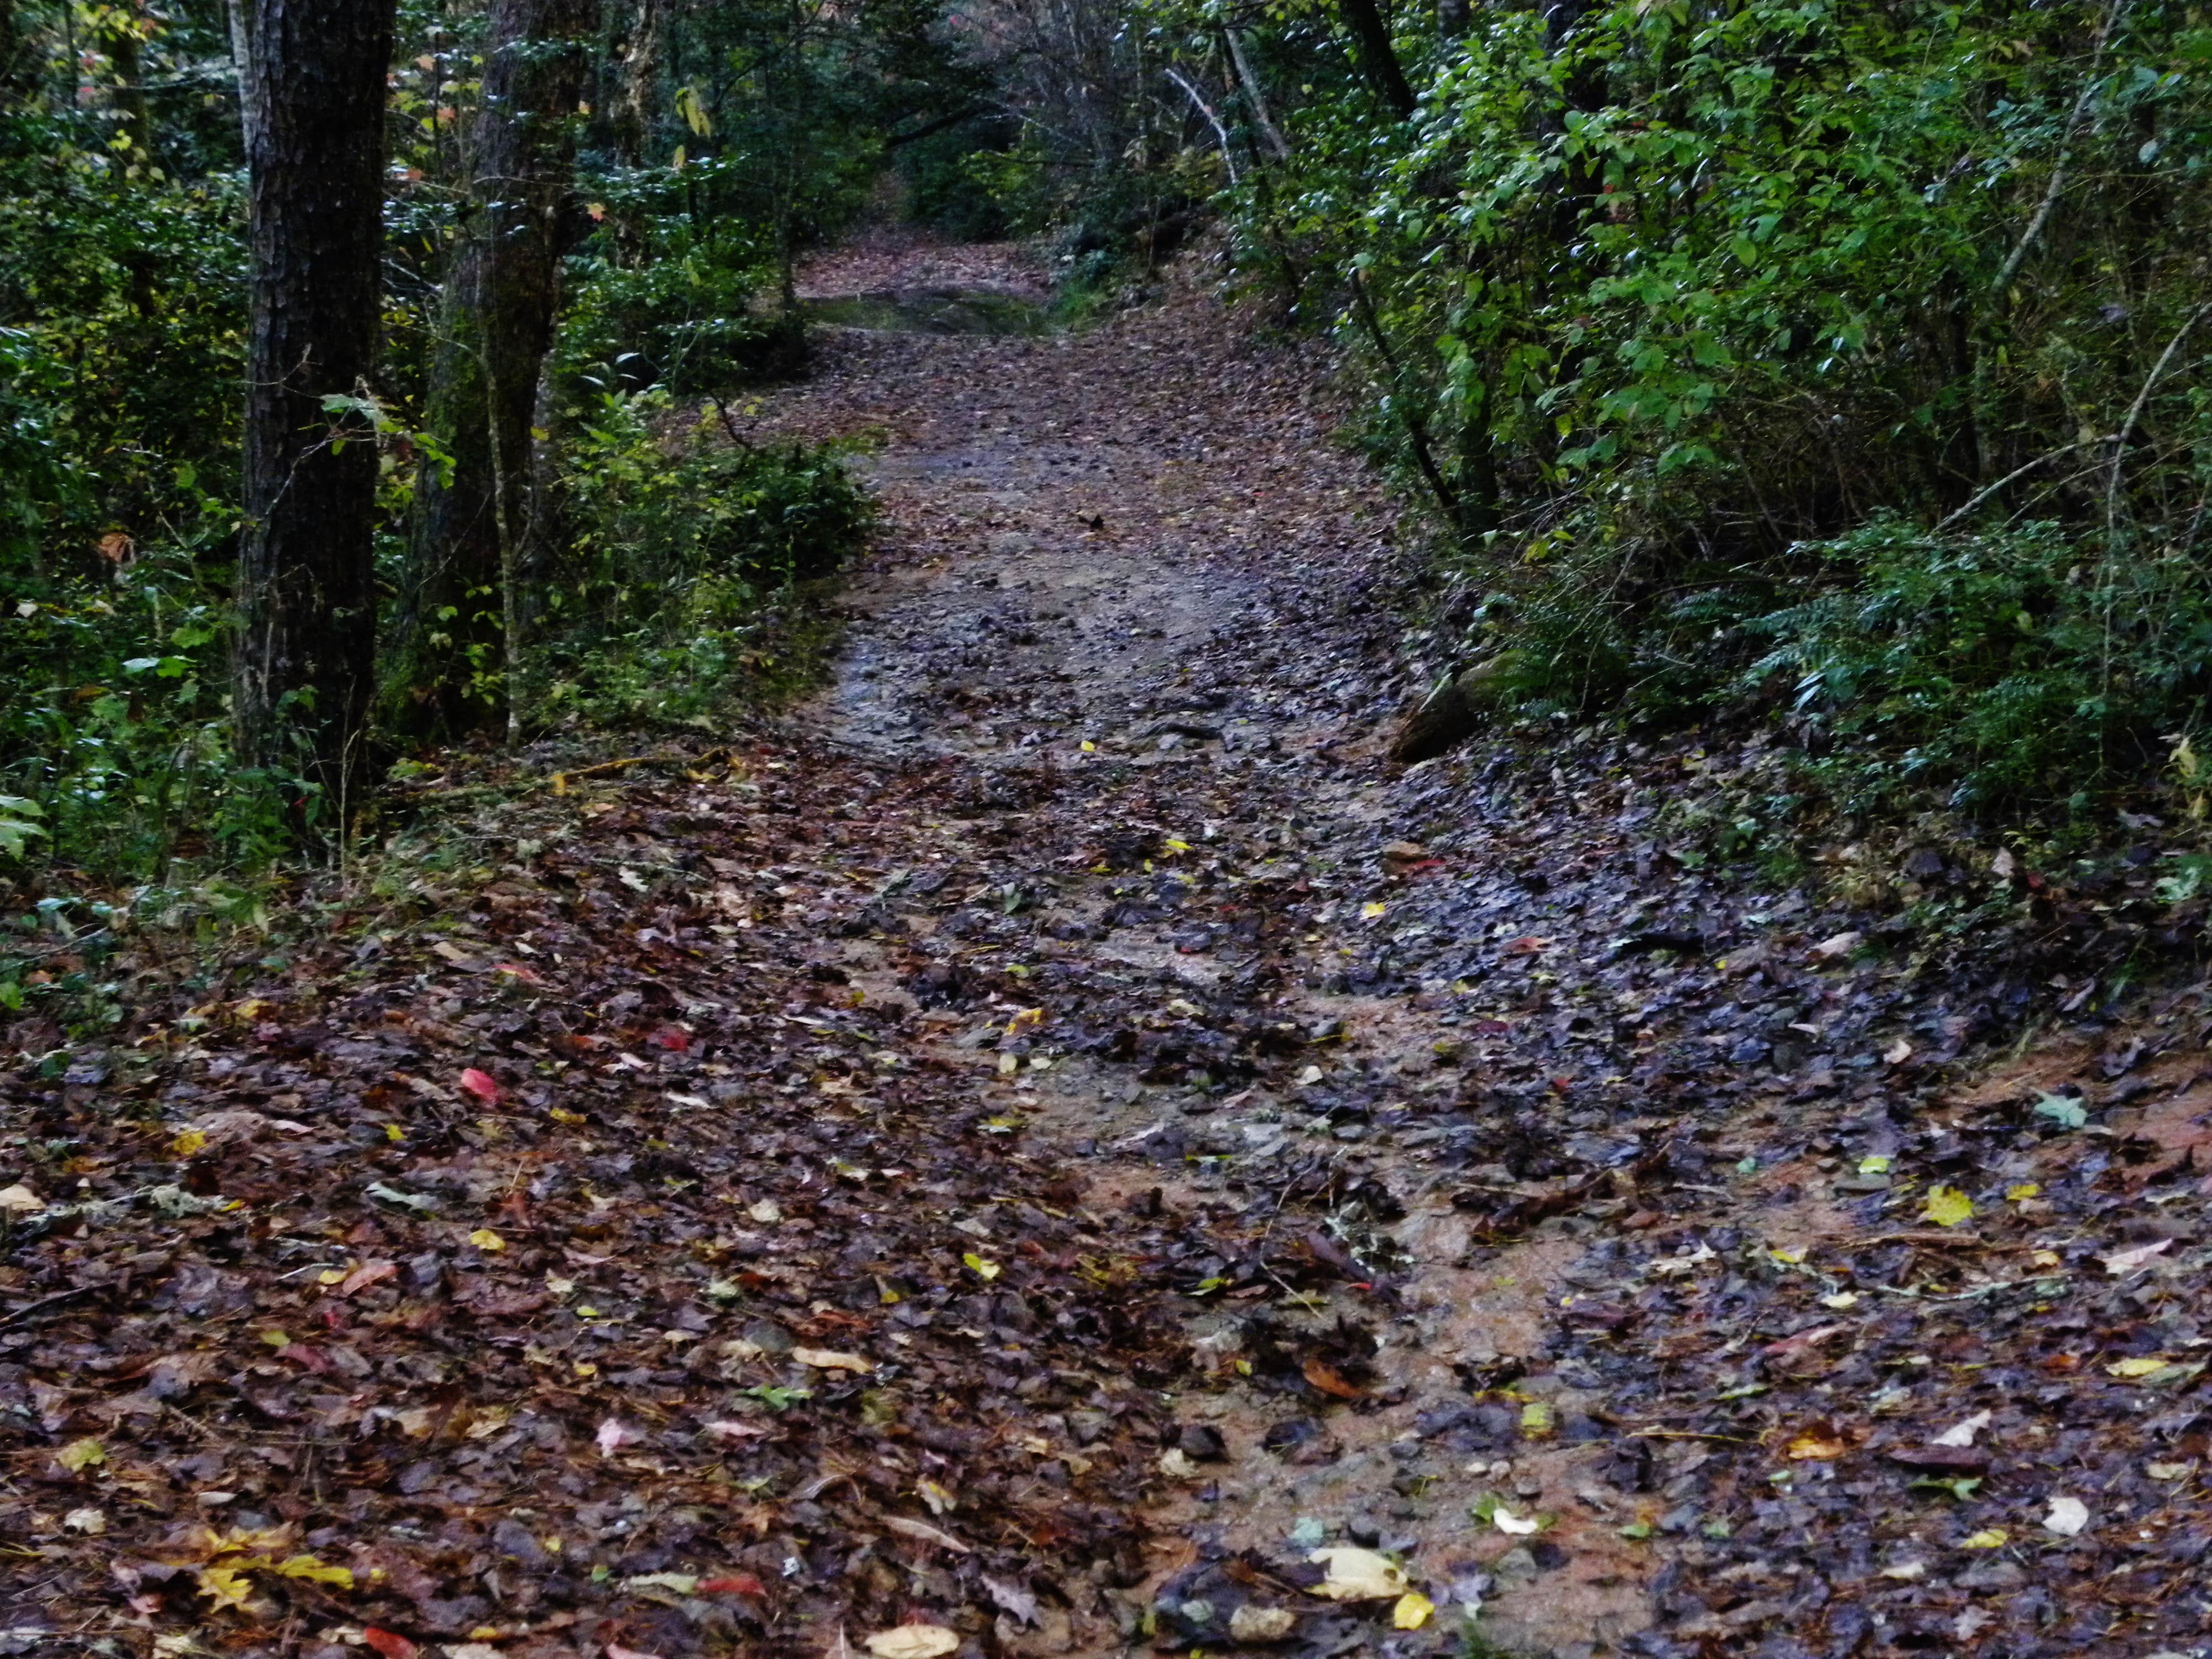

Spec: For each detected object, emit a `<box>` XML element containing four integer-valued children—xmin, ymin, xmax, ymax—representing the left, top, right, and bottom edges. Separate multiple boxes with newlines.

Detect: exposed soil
<box><xmin>6</xmin><ymin>238</ymin><xmax>2212</xmax><ymax>1659</ymax></box>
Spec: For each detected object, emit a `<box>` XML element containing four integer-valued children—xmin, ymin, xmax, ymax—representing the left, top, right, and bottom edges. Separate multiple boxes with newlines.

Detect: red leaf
<box><xmin>653</xmin><ymin>1027</ymin><xmax>690</xmax><ymax>1052</ymax></box>
<box><xmin>698</xmin><ymin>1573</ymin><xmax>768</xmax><ymax>1596</ymax></box>
<box><xmin>364</xmin><ymin>1630</ymin><xmax>418</xmax><ymax>1659</ymax></box>
<box><xmin>458</xmin><ymin>1067</ymin><xmax>502</xmax><ymax>1103</ymax></box>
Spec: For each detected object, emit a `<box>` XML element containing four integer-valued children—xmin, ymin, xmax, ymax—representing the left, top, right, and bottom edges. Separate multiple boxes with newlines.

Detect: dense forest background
<box><xmin>2</xmin><ymin>0</ymin><xmax>2210</xmax><ymax>945</ymax></box>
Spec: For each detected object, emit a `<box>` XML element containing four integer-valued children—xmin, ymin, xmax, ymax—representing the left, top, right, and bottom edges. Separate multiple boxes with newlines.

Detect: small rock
<box><xmin>1228</xmin><ymin>1605</ymin><xmax>1297</xmax><ymax>1644</ymax></box>
<box><xmin>1178</xmin><ymin>1423</ymin><xmax>1228</xmax><ymax>1462</ymax></box>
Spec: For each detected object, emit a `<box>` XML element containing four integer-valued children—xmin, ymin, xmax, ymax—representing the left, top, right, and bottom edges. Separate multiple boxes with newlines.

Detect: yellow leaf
<box><xmin>1959</xmin><ymin>1529</ymin><xmax>2008</xmax><ymax>1550</ymax></box>
<box><xmin>196</xmin><ymin>1564</ymin><xmax>254</xmax><ymax>1610</ymax></box>
<box><xmin>385</xmin><ymin>1123</ymin><xmax>404</xmax><ymax>1141</ymax></box>
<box><xmin>1006</xmin><ymin>1007</ymin><xmax>1044</xmax><ymax>1032</ymax></box>
<box><xmin>1858</xmin><ymin>1155</ymin><xmax>1892</xmax><ymax>1175</ymax></box>
<box><xmin>1392</xmin><ymin>1592</ymin><xmax>1434</xmax><ymax>1630</ymax></box>
<box><xmin>317</xmin><ymin>1269</ymin><xmax>345</xmax><ymax>1286</ymax></box>
<box><xmin>1787</xmin><ymin>1433</ymin><xmax>1848</xmax><ymax>1460</ymax></box>
<box><xmin>56</xmin><ymin>1437</ymin><xmax>105</xmax><ymax>1472</ymax></box>
<box><xmin>1768</xmin><ymin>1245</ymin><xmax>1807</xmax><ymax>1264</ymax></box>
<box><xmin>1520</xmin><ymin>1400</ymin><xmax>1554</xmax><ymax>1437</ymax></box>
<box><xmin>963</xmin><ymin>1252</ymin><xmax>1001</xmax><ymax>1281</ymax></box>
<box><xmin>2007</xmin><ymin>1182</ymin><xmax>2041</xmax><ymax>1201</ymax></box>
<box><xmin>1361</xmin><ymin>901</ymin><xmax>1387</xmax><ymax>919</ymax></box>
<box><xmin>1079</xmin><ymin>740</ymin><xmax>1095</xmax><ymax>753</ymax></box>
<box><xmin>1164</xmin><ymin>838</ymin><xmax>1192</xmax><ymax>853</ymax></box>
<box><xmin>2107</xmin><ymin>1356</ymin><xmax>2170</xmax><ymax>1378</ymax></box>
<box><xmin>171</xmin><ymin>1128</ymin><xmax>208</xmax><ymax>1157</ymax></box>
<box><xmin>468</xmin><ymin>1228</ymin><xmax>506</xmax><ymax>1252</ymax></box>
<box><xmin>274</xmin><ymin>1554</ymin><xmax>354</xmax><ymax>1588</ymax></box>
<box><xmin>551</xmin><ymin>1106</ymin><xmax>586</xmax><ymax>1125</ymax></box>
<box><xmin>1922</xmin><ymin>1185</ymin><xmax>1974</xmax><ymax>1228</ymax></box>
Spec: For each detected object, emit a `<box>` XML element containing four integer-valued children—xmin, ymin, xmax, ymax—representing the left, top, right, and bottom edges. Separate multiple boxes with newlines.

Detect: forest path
<box><xmin>745</xmin><ymin>238</ymin><xmax>1658</xmax><ymax>1655</ymax></box>
<box><xmin>7</xmin><ymin>240</ymin><xmax>2204</xmax><ymax>1659</ymax></box>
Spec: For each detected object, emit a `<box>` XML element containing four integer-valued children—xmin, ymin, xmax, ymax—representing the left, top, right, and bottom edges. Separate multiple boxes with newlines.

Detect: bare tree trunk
<box><xmin>233</xmin><ymin>0</ymin><xmax>395</xmax><ymax>828</ymax></box>
<box><xmin>1339</xmin><ymin>0</ymin><xmax>1415</xmax><ymax>117</ymax></box>
<box><xmin>388</xmin><ymin>0</ymin><xmax>597</xmax><ymax>737</ymax></box>
<box><xmin>1225</xmin><ymin>30</ymin><xmax>1289</xmax><ymax>160</ymax></box>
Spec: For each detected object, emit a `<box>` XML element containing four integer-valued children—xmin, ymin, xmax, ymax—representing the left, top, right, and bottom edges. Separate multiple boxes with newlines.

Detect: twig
<box><xmin>1993</xmin><ymin>0</ymin><xmax>2130</xmax><ymax>294</ymax></box>
<box><xmin>0</xmin><ymin>1284</ymin><xmax>101</xmax><ymax>1330</ymax></box>
<box><xmin>1165</xmin><ymin>67</ymin><xmax>1238</xmax><ymax>185</ymax></box>
<box><xmin>1934</xmin><ymin>439</ymin><xmax>2098</xmax><ymax>531</ymax></box>
<box><xmin>2105</xmin><ymin>300</ymin><xmax>2212</xmax><ymax>530</ymax></box>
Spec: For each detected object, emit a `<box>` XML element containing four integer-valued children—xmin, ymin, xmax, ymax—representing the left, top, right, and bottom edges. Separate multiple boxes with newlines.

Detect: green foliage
<box><xmin>1165</xmin><ymin>0</ymin><xmax>2212</xmax><ymax>810</ymax></box>
<box><xmin>533</xmin><ymin>389</ymin><xmax>870</xmax><ymax>726</ymax></box>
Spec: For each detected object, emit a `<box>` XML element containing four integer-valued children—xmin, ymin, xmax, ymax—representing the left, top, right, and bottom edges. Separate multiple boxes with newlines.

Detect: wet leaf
<box><xmin>2043</xmin><ymin>1495</ymin><xmax>2089</xmax><ymax>1536</ymax></box>
<box><xmin>56</xmin><ymin>1437</ymin><xmax>105</xmax><ymax>1472</ymax></box>
<box><xmin>2031</xmin><ymin>1091</ymin><xmax>2086</xmax><ymax>1129</ymax></box>
<box><xmin>1393</xmin><ymin>1591</ymin><xmax>1435</xmax><ymax>1629</ymax></box>
<box><xmin>1306</xmin><ymin>1546</ymin><xmax>1410</xmax><ymax>1600</ymax></box>
<box><xmin>1921</xmin><ymin>1185</ymin><xmax>1974</xmax><ymax>1227</ymax></box>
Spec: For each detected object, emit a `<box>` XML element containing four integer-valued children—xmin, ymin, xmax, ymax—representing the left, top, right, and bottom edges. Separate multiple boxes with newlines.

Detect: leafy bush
<box><xmin>1175</xmin><ymin>0</ymin><xmax>2212</xmax><ymax>809</ymax></box>
<box><xmin>532</xmin><ymin>389</ymin><xmax>872</xmax><ymax>726</ymax></box>
<box><xmin>1738</xmin><ymin>519</ymin><xmax>2212</xmax><ymax>811</ymax></box>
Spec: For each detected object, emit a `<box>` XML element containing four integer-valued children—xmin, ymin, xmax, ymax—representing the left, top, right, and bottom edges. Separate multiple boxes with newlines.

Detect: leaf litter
<box><xmin>7</xmin><ymin>235</ymin><xmax>2212</xmax><ymax>1659</ymax></box>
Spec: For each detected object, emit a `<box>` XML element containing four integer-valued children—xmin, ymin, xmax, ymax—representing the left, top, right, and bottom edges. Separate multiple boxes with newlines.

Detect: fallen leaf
<box><xmin>791</xmin><ymin>1347</ymin><xmax>871</xmax><ymax>1373</ymax></box>
<box><xmin>1490</xmin><ymin>1505</ymin><xmax>1541</xmax><ymax>1536</ymax></box>
<box><xmin>275</xmin><ymin>1553</ymin><xmax>354</xmax><ymax>1587</ymax></box>
<box><xmin>1787</xmin><ymin>1432</ymin><xmax>1848</xmax><ymax>1460</ymax></box>
<box><xmin>196</xmin><ymin>1564</ymin><xmax>254</xmax><ymax>1610</ymax></box>
<box><xmin>338</xmin><ymin>1260</ymin><xmax>399</xmax><ymax>1297</ymax></box>
<box><xmin>62</xmin><ymin>1507</ymin><xmax>105</xmax><ymax>1533</ymax></box>
<box><xmin>1932</xmin><ymin>1411</ymin><xmax>1992</xmax><ymax>1448</ymax></box>
<box><xmin>882</xmin><ymin>1516</ymin><xmax>972</xmax><ymax>1554</ymax></box>
<box><xmin>625</xmin><ymin>1572</ymin><xmax>701</xmax><ymax>1594</ymax></box>
<box><xmin>2031</xmin><ymin>1091</ymin><xmax>2086</xmax><ymax>1129</ymax></box>
<box><xmin>1392</xmin><ymin>1592</ymin><xmax>1434</xmax><ymax>1630</ymax></box>
<box><xmin>2107</xmin><ymin>1355</ymin><xmax>2171</xmax><ymax>1378</ymax></box>
<box><xmin>0</xmin><ymin>1183</ymin><xmax>41</xmax><ymax>1212</ymax></box>
<box><xmin>458</xmin><ymin>1068</ymin><xmax>502</xmax><ymax>1103</ymax></box>
<box><xmin>1959</xmin><ymin>1529</ymin><xmax>2008</xmax><ymax>1550</ymax></box>
<box><xmin>1808</xmin><ymin>930</ymin><xmax>1862</xmax><ymax>960</ymax></box>
<box><xmin>596</xmin><ymin>1418</ymin><xmax>644</xmax><ymax>1455</ymax></box>
<box><xmin>1882</xmin><ymin>1037</ymin><xmax>1914</xmax><ymax>1065</ymax></box>
<box><xmin>1301</xmin><ymin>1355</ymin><xmax>1364</xmax><ymax>1399</ymax></box>
<box><xmin>1306</xmin><ymin>1547</ymin><xmax>1410</xmax><ymax>1600</ymax></box>
<box><xmin>2104</xmin><ymin>1238</ymin><xmax>2173</xmax><ymax>1275</ymax></box>
<box><xmin>1921</xmin><ymin>1185</ymin><xmax>1974</xmax><ymax>1227</ymax></box>
<box><xmin>702</xmin><ymin>1418</ymin><xmax>771</xmax><ymax>1440</ymax></box>
<box><xmin>961</xmin><ymin>1253</ymin><xmax>1000</xmax><ymax>1282</ymax></box>
<box><xmin>467</xmin><ymin>1228</ymin><xmax>506</xmax><ymax>1252</ymax></box>
<box><xmin>363</xmin><ymin>1630</ymin><xmax>418</xmax><ymax>1659</ymax></box>
<box><xmin>698</xmin><ymin>1573</ymin><xmax>768</xmax><ymax>1595</ymax></box>
<box><xmin>863</xmin><ymin>1627</ymin><xmax>959</xmax><ymax>1659</ymax></box>
<box><xmin>56</xmin><ymin>1437</ymin><xmax>105</xmax><ymax>1472</ymax></box>
<box><xmin>2043</xmin><ymin>1495</ymin><xmax>2089</xmax><ymax>1536</ymax></box>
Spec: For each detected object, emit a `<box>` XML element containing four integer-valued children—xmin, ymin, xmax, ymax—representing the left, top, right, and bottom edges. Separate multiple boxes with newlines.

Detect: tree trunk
<box><xmin>1338</xmin><ymin>0</ymin><xmax>1415</xmax><ymax>118</ymax></box>
<box><xmin>232</xmin><ymin>0</ymin><xmax>395</xmax><ymax>828</ymax></box>
<box><xmin>388</xmin><ymin>0</ymin><xmax>597</xmax><ymax>737</ymax></box>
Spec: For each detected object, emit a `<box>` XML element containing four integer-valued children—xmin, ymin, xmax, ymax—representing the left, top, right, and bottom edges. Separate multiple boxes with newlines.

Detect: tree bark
<box><xmin>233</xmin><ymin>0</ymin><xmax>395</xmax><ymax>825</ymax></box>
<box><xmin>1338</xmin><ymin>0</ymin><xmax>1415</xmax><ymax>118</ymax></box>
<box><xmin>389</xmin><ymin>0</ymin><xmax>597</xmax><ymax>737</ymax></box>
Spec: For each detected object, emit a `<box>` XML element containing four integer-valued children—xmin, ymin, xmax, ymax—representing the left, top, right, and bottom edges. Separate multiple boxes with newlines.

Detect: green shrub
<box><xmin>532</xmin><ymin>389</ymin><xmax>871</xmax><ymax>726</ymax></box>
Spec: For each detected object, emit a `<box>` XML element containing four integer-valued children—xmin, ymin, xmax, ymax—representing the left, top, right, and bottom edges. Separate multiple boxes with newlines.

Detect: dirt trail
<box><xmin>8</xmin><ymin>237</ymin><xmax>2211</xmax><ymax>1659</ymax></box>
<box><xmin>747</xmin><ymin>239</ymin><xmax>1658</xmax><ymax>1658</ymax></box>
